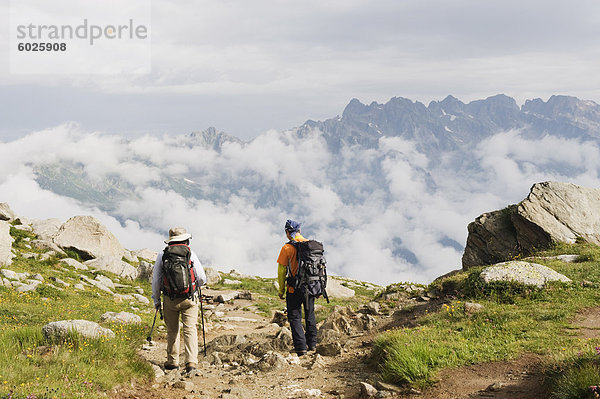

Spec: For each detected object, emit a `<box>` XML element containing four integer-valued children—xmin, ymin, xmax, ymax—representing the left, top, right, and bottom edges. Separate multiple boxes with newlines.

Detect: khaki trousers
<box><xmin>163</xmin><ymin>295</ymin><xmax>199</xmax><ymax>368</ymax></box>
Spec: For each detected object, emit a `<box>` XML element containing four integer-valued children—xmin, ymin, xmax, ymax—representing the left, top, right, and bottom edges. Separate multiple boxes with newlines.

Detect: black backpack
<box><xmin>161</xmin><ymin>244</ymin><xmax>197</xmax><ymax>299</ymax></box>
<box><xmin>287</xmin><ymin>240</ymin><xmax>329</xmax><ymax>303</ymax></box>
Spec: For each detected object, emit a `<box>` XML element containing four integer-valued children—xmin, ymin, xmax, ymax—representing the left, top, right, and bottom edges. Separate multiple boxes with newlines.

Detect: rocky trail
<box><xmin>108</xmin><ymin>291</ymin><xmax>600</xmax><ymax>399</ymax></box>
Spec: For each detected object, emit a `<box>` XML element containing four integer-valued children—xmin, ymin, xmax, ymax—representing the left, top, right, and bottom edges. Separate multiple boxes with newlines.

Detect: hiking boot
<box><xmin>296</xmin><ymin>350</ymin><xmax>307</xmax><ymax>357</ymax></box>
<box><xmin>307</xmin><ymin>345</ymin><xmax>316</xmax><ymax>352</ymax></box>
<box><xmin>184</xmin><ymin>366</ymin><xmax>196</xmax><ymax>377</ymax></box>
<box><xmin>164</xmin><ymin>363</ymin><xmax>179</xmax><ymax>370</ymax></box>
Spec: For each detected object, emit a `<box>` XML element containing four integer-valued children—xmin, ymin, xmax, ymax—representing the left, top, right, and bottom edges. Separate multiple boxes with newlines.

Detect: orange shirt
<box><xmin>277</xmin><ymin>234</ymin><xmax>307</xmax><ymax>293</ymax></box>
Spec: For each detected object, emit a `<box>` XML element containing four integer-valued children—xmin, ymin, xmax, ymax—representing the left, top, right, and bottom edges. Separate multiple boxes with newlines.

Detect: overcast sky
<box><xmin>1</xmin><ymin>0</ymin><xmax>599</xmax><ymax>140</ymax></box>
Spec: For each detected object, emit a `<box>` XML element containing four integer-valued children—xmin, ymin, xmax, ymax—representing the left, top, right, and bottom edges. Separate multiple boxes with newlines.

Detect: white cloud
<box><xmin>2</xmin><ymin>124</ymin><xmax>600</xmax><ymax>286</ymax></box>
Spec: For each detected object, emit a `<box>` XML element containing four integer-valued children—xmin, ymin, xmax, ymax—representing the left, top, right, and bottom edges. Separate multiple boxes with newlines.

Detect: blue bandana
<box><xmin>285</xmin><ymin>219</ymin><xmax>301</xmax><ymax>237</ymax></box>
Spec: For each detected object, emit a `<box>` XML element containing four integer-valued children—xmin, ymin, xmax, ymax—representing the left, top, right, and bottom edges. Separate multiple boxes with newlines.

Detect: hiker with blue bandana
<box><xmin>277</xmin><ymin>219</ymin><xmax>318</xmax><ymax>356</ymax></box>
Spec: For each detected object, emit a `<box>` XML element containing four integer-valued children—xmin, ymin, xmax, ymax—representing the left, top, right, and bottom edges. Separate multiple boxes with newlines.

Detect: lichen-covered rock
<box><xmin>480</xmin><ymin>261</ymin><xmax>571</xmax><ymax>288</ymax></box>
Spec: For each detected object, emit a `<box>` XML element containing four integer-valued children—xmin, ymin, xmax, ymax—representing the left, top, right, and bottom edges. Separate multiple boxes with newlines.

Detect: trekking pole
<box><xmin>199</xmin><ymin>289</ymin><xmax>207</xmax><ymax>356</ymax></box>
<box><xmin>147</xmin><ymin>307</ymin><xmax>159</xmax><ymax>343</ymax></box>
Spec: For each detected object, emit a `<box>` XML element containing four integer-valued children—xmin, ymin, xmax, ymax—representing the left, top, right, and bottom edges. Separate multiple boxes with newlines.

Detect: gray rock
<box><xmin>326</xmin><ymin>278</ymin><xmax>355</xmax><ymax>298</ymax></box>
<box><xmin>516</xmin><ymin>181</ymin><xmax>600</xmax><ymax>248</ymax></box>
<box><xmin>1</xmin><ymin>269</ymin><xmax>20</xmax><ymax>280</ymax></box>
<box><xmin>94</xmin><ymin>275</ymin><xmax>115</xmax><ymax>289</ymax></box>
<box><xmin>204</xmin><ymin>267</ymin><xmax>222</xmax><ymax>285</ymax></box>
<box><xmin>85</xmin><ymin>256</ymin><xmax>137</xmax><ymax>279</ymax></box>
<box><xmin>30</xmin><ymin>218</ymin><xmax>62</xmax><ymax>240</ymax></box>
<box><xmin>463</xmin><ymin>182</ymin><xmax>600</xmax><ymax>269</ymax></box>
<box><xmin>113</xmin><ymin>294</ymin><xmax>135</xmax><ymax>302</ymax></box>
<box><xmin>6</xmin><ymin>269</ymin><xmax>29</xmax><ymax>281</ymax></box>
<box><xmin>272</xmin><ymin>326</ymin><xmax>293</xmax><ymax>350</ymax></box>
<box><xmin>43</xmin><ymin>320</ymin><xmax>115</xmax><ymax>340</ymax></box>
<box><xmin>172</xmin><ymin>380</ymin><xmax>195</xmax><ymax>391</ymax></box>
<box><xmin>360</xmin><ymin>382</ymin><xmax>378</xmax><ymax>398</ymax></box>
<box><xmin>462</xmin><ymin>206</ymin><xmax>519</xmax><ymax>269</ymax></box>
<box><xmin>30</xmin><ymin>240</ymin><xmax>66</xmax><ymax>255</ymax></box>
<box><xmin>13</xmin><ymin>224</ymin><xmax>33</xmax><ymax>232</ymax></box>
<box><xmin>254</xmin><ymin>351</ymin><xmax>287</xmax><ymax>372</ymax></box>
<box><xmin>53</xmin><ymin>215</ymin><xmax>125</xmax><ymax>260</ymax></box>
<box><xmin>271</xmin><ymin>310</ymin><xmax>287</xmax><ymax>326</ymax></box>
<box><xmin>136</xmin><ymin>260</ymin><xmax>153</xmax><ymax>282</ymax></box>
<box><xmin>229</xmin><ymin>269</ymin><xmax>256</xmax><ymax>279</ymax></box>
<box><xmin>0</xmin><ymin>221</ymin><xmax>15</xmax><ymax>266</ymax></box>
<box><xmin>317</xmin><ymin>341</ymin><xmax>342</xmax><ymax>356</ymax></box>
<box><xmin>319</xmin><ymin>309</ymin><xmax>375</xmax><ymax>336</ymax></box>
<box><xmin>31</xmin><ymin>274</ymin><xmax>44</xmax><ymax>282</ymax></box>
<box><xmin>215</xmin><ymin>292</ymin><xmax>237</xmax><ymax>303</ymax></box>
<box><xmin>132</xmin><ymin>248</ymin><xmax>158</xmax><ymax>262</ymax></box>
<box><xmin>235</xmin><ymin>290</ymin><xmax>252</xmax><ymax>300</ymax></box>
<box><xmin>365</xmin><ymin>302</ymin><xmax>381</xmax><ymax>315</ymax></box>
<box><xmin>480</xmin><ymin>261</ymin><xmax>571</xmax><ymax>288</ymax></box>
<box><xmin>223</xmin><ymin>279</ymin><xmax>242</xmax><ymax>285</ymax></box>
<box><xmin>80</xmin><ymin>275</ymin><xmax>114</xmax><ymax>294</ymax></box>
<box><xmin>15</xmin><ymin>282</ymin><xmax>41</xmax><ymax>292</ymax></box>
<box><xmin>0</xmin><ymin>203</ymin><xmax>15</xmax><ymax>222</ymax></box>
<box><xmin>122</xmin><ymin>250</ymin><xmax>138</xmax><ymax>263</ymax></box>
<box><xmin>133</xmin><ymin>293</ymin><xmax>150</xmax><ymax>305</ymax></box>
<box><xmin>375</xmin><ymin>381</ymin><xmax>402</xmax><ymax>393</ymax></box>
<box><xmin>464</xmin><ymin>302</ymin><xmax>484</xmax><ymax>314</ymax></box>
<box><xmin>151</xmin><ymin>364</ymin><xmax>165</xmax><ymax>380</ymax></box>
<box><xmin>99</xmin><ymin>311</ymin><xmax>142</xmax><ymax>324</ymax></box>
<box><xmin>59</xmin><ymin>258</ymin><xmax>88</xmax><ymax>270</ymax></box>
<box><xmin>74</xmin><ymin>283</ymin><xmax>85</xmax><ymax>290</ymax></box>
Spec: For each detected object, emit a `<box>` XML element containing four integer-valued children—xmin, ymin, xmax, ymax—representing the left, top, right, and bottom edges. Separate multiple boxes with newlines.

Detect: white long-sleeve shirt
<box><xmin>151</xmin><ymin>247</ymin><xmax>206</xmax><ymax>307</ymax></box>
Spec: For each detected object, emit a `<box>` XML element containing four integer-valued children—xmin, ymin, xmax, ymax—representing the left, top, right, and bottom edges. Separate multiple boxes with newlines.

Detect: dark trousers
<box><xmin>286</xmin><ymin>290</ymin><xmax>317</xmax><ymax>352</ymax></box>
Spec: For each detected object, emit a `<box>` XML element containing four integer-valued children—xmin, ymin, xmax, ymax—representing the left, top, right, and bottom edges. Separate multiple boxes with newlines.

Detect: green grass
<box><xmin>0</xmin><ymin>232</ymin><xmax>155</xmax><ymax>398</ymax></box>
<box><xmin>373</xmin><ymin>242</ymin><xmax>600</xmax><ymax>393</ymax></box>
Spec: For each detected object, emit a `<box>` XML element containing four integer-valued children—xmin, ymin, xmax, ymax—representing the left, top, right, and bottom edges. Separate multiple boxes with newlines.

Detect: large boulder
<box><xmin>462</xmin><ymin>206</ymin><xmax>519</xmax><ymax>268</ymax></box>
<box><xmin>53</xmin><ymin>216</ymin><xmax>125</xmax><ymax>260</ymax></box>
<box><xmin>463</xmin><ymin>182</ymin><xmax>600</xmax><ymax>269</ymax></box>
<box><xmin>43</xmin><ymin>320</ymin><xmax>115</xmax><ymax>340</ymax></box>
<box><xmin>30</xmin><ymin>218</ymin><xmax>62</xmax><ymax>241</ymax></box>
<box><xmin>84</xmin><ymin>256</ymin><xmax>138</xmax><ymax>280</ymax></box>
<box><xmin>0</xmin><ymin>221</ymin><xmax>15</xmax><ymax>266</ymax></box>
<box><xmin>480</xmin><ymin>261</ymin><xmax>571</xmax><ymax>288</ymax></box>
<box><xmin>514</xmin><ymin>181</ymin><xmax>600</xmax><ymax>247</ymax></box>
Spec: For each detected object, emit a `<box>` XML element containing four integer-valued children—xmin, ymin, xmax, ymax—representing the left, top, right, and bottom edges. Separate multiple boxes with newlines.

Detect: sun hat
<box><xmin>164</xmin><ymin>227</ymin><xmax>192</xmax><ymax>244</ymax></box>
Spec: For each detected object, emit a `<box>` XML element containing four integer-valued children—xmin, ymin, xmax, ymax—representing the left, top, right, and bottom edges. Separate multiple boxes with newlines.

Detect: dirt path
<box><xmin>110</xmin><ymin>300</ymin><xmax>600</xmax><ymax>399</ymax></box>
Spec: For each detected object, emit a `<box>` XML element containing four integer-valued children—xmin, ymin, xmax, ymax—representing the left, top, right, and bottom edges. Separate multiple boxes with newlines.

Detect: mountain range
<box><xmin>8</xmin><ymin>94</ymin><xmax>600</xmax><ymax>284</ymax></box>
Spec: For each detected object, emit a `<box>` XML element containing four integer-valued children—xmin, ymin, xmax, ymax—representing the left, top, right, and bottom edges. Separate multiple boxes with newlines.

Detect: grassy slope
<box><xmin>0</xmin><ymin>227</ymin><xmax>154</xmax><ymax>398</ymax></box>
<box><xmin>373</xmin><ymin>242</ymin><xmax>600</xmax><ymax>398</ymax></box>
